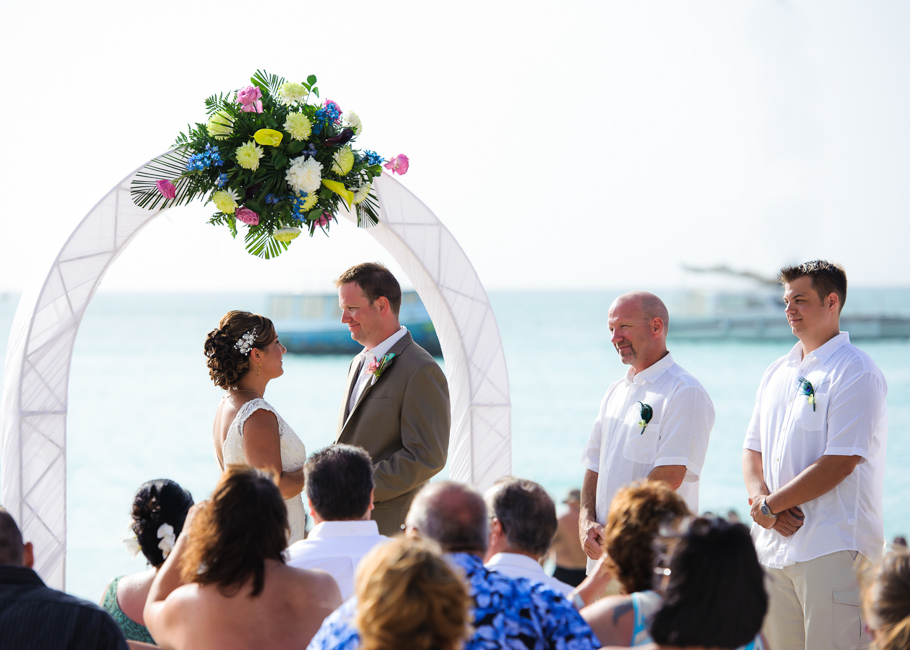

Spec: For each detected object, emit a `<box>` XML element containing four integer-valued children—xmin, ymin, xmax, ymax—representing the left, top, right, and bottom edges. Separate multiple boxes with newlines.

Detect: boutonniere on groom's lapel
<box><xmin>797</xmin><ymin>376</ymin><xmax>816</xmax><ymax>411</ymax></box>
<box><xmin>365</xmin><ymin>353</ymin><xmax>397</xmax><ymax>386</ymax></box>
<box><xmin>636</xmin><ymin>401</ymin><xmax>653</xmax><ymax>434</ymax></box>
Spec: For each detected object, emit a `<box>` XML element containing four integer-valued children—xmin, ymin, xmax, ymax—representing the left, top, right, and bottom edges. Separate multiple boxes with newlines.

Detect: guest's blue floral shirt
<box><xmin>307</xmin><ymin>552</ymin><xmax>600</xmax><ymax>650</ymax></box>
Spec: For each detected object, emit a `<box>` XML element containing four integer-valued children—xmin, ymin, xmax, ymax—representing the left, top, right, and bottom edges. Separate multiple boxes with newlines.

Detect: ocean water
<box><xmin>0</xmin><ymin>288</ymin><xmax>908</xmax><ymax>601</ymax></box>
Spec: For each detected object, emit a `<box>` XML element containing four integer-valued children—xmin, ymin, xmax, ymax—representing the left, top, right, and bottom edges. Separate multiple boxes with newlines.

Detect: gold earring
<box><xmin>257</xmin><ymin>361</ymin><xmax>262</xmax><ymax>376</ymax></box>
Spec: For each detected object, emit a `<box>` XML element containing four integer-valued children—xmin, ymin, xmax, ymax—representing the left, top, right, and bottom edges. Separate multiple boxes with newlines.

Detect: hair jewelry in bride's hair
<box><xmin>234</xmin><ymin>327</ymin><xmax>259</xmax><ymax>356</ymax></box>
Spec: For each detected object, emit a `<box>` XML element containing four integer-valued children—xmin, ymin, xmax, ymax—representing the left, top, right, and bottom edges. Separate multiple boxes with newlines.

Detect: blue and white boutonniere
<box><xmin>637</xmin><ymin>401</ymin><xmax>653</xmax><ymax>434</ymax></box>
<box><xmin>365</xmin><ymin>353</ymin><xmax>396</xmax><ymax>386</ymax></box>
<box><xmin>797</xmin><ymin>376</ymin><xmax>816</xmax><ymax>411</ymax></box>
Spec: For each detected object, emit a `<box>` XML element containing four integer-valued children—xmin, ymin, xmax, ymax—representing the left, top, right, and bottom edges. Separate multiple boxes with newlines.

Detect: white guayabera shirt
<box><xmin>581</xmin><ymin>352</ymin><xmax>715</xmax><ymax>566</ymax></box>
<box><xmin>744</xmin><ymin>332</ymin><xmax>887</xmax><ymax>569</ymax></box>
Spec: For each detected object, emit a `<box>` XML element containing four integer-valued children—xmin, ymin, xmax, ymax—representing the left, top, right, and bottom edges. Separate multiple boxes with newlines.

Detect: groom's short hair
<box><xmin>305</xmin><ymin>445</ymin><xmax>375</xmax><ymax>520</ymax></box>
<box><xmin>335</xmin><ymin>263</ymin><xmax>402</xmax><ymax>317</ymax></box>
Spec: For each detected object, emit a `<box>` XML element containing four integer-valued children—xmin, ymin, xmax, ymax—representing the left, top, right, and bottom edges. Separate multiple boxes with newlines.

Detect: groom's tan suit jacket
<box><xmin>337</xmin><ymin>332</ymin><xmax>450</xmax><ymax>535</ymax></box>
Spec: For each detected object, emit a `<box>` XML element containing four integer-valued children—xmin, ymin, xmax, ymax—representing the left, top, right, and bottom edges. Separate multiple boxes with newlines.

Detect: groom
<box><xmin>335</xmin><ymin>263</ymin><xmax>450</xmax><ymax>535</ymax></box>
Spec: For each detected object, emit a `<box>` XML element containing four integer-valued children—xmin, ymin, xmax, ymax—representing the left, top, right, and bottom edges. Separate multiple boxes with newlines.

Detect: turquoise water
<box><xmin>0</xmin><ymin>288</ymin><xmax>908</xmax><ymax>600</ymax></box>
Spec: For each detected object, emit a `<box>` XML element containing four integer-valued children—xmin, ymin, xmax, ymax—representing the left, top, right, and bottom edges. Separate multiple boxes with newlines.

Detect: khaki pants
<box><xmin>763</xmin><ymin>550</ymin><xmax>873</xmax><ymax>650</ymax></box>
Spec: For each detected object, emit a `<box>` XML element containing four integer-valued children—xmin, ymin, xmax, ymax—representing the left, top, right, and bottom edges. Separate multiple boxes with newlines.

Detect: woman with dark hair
<box><xmin>99</xmin><ymin>479</ymin><xmax>193</xmax><ymax>644</ymax></box>
<box><xmin>626</xmin><ymin>517</ymin><xmax>768</xmax><ymax>650</ymax></box>
<box><xmin>574</xmin><ymin>480</ymin><xmax>689</xmax><ymax>645</ymax></box>
<box><xmin>863</xmin><ymin>549</ymin><xmax>910</xmax><ymax>650</ymax></box>
<box><xmin>205</xmin><ymin>310</ymin><xmax>307</xmax><ymax>543</ymax></box>
<box><xmin>144</xmin><ymin>465</ymin><xmax>341</xmax><ymax>650</ymax></box>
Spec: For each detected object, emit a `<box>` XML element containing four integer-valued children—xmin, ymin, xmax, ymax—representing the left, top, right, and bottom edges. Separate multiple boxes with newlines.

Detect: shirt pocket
<box><xmin>624</xmin><ymin>423</ymin><xmax>660</xmax><ymax>464</ymax></box>
<box><xmin>793</xmin><ymin>383</ymin><xmax>828</xmax><ymax>431</ymax></box>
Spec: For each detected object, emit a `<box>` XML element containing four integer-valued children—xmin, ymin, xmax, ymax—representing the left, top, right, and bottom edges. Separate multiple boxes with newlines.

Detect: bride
<box><xmin>204</xmin><ymin>310</ymin><xmax>307</xmax><ymax>543</ymax></box>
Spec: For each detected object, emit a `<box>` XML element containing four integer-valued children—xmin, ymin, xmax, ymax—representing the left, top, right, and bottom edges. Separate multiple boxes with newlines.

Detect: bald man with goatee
<box><xmin>579</xmin><ymin>291</ymin><xmax>715</xmax><ymax>571</ymax></box>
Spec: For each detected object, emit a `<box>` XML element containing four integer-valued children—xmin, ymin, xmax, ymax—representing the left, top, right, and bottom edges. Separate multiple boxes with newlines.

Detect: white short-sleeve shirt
<box><xmin>581</xmin><ymin>353</ymin><xmax>715</xmax><ymax>527</ymax></box>
<box><xmin>744</xmin><ymin>332</ymin><xmax>887</xmax><ymax>568</ymax></box>
<box><xmin>286</xmin><ymin>520</ymin><xmax>390</xmax><ymax>599</ymax></box>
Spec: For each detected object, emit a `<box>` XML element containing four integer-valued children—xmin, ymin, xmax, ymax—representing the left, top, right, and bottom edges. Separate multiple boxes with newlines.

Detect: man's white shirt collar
<box><xmin>625</xmin><ymin>352</ymin><xmax>675</xmax><ymax>385</ymax></box>
<box><xmin>788</xmin><ymin>331</ymin><xmax>850</xmax><ymax>368</ymax></box>
<box><xmin>362</xmin><ymin>326</ymin><xmax>408</xmax><ymax>362</ymax></box>
<box><xmin>307</xmin><ymin>520</ymin><xmax>381</xmax><ymax>539</ymax></box>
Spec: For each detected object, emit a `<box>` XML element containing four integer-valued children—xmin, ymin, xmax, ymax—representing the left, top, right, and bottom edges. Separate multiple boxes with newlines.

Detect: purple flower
<box><xmin>156</xmin><ymin>179</ymin><xmax>177</xmax><ymax>199</ymax></box>
<box><xmin>237</xmin><ymin>85</ymin><xmax>264</xmax><ymax>113</ymax></box>
<box><xmin>235</xmin><ymin>207</ymin><xmax>260</xmax><ymax>225</ymax></box>
<box><xmin>383</xmin><ymin>154</ymin><xmax>409</xmax><ymax>175</ymax></box>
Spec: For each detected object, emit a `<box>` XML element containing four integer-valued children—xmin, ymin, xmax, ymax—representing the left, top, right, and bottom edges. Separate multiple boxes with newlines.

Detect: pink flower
<box><xmin>383</xmin><ymin>154</ymin><xmax>409</xmax><ymax>175</ymax></box>
<box><xmin>235</xmin><ymin>207</ymin><xmax>259</xmax><ymax>225</ymax></box>
<box><xmin>237</xmin><ymin>85</ymin><xmax>264</xmax><ymax>113</ymax></box>
<box><xmin>156</xmin><ymin>179</ymin><xmax>177</xmax><ymax>199</ymax></box>
<box><xmin>314</xmin><ymin>211</ymin><xmax>332</xmax><ymax>227</ymax></box>
<box><xmin>365</xmin><ymin>360</ymin><xmax>380</xmax><ymax>375</ymax></box>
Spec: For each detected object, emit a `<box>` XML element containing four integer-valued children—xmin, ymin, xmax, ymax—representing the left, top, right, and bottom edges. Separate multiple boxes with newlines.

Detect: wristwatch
<box><xmin>760</xmin><ymin>498</ymin><xmax>778</xmax><ymax>519</ymax></box>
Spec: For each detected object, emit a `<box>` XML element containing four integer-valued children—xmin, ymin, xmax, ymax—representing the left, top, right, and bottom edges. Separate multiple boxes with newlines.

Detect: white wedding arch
<box><xmin>0</xmin><ymin>154</ymin><xmax>511</xmax><ymax>589</ymax></box>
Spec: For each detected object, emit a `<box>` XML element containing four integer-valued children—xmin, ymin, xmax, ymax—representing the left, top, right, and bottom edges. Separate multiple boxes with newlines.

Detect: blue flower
<box><xmin>216</xmin><ymin>173</ymin><xmax>228</xmax><ymax>187</ymax></box>
<box><xmin>361</xmin><ymin>150</ymin><xmax>384</xmax><ymax>166</ymax></box>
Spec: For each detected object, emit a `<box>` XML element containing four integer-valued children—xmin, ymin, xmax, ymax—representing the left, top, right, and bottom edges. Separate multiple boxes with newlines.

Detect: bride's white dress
<box><xmin>221</xmin><ymin>398</ymin><xmax>307</xmax><ymax>544</ymax></box>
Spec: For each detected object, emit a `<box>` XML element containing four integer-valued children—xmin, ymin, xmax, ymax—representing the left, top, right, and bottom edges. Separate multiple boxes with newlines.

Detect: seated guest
<box><xmin>0</xmin><ymin>507</ymin><xmax>128</xmax><ymax>650</ymax></box>
<box><xmin>144</xmin><ymin>465</ymin><xmax>341</xmax><ymax>650</ymax></box>
<box><xmin>101</xmin><ymin>479</ymin><xmax>194</xmax><ymax>644</ymax></box>
<box><xmin>287</xmin><ymin>445</ymin><xmax>389</xmax><ymax>599</ymax></box>
<box><xmin>576</xmin><ymin>480</ymin><xmax>689</xmax><ymax>643</ymax></box>
<box><xmin>634</xmin><ymin>517</ymin><xmax>768</xmax><ymax>650</ymax></box>
<box><xmin>863</xmin><ymin>549</ymin><xmax>910</xmax><ymax>650</ymax></box>
<box><xmin>311</xmin><ymin>481</ymin><xmax>601</xmax><ymax>650</ymax></box>
<box><xmin>483</xmin><ymin>476</ymin><xmax>573</xmax><ymax>595</ymax></box>
<box><xmin>353</xmin><ymin>537</ymin><xmax>471</xmax><ymax>650</ymax></box>
<box><xmin>547</xmin><ymin>488</ymin><xmax>589</xmax><ymax>587</ymax></box>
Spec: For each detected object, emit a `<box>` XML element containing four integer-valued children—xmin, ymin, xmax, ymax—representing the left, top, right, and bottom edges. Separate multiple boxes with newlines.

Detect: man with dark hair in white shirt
<box><xmin>743</xmin><ymin>260</ymin><xmax>887</xmax><ymax>650</ymax></box>
<box><xmin>286</xmin><ymin>444</ymin><xmax>389</xmax><ymax>599</ymax></box>
<box><xmin>579</xmin><ymin>291</ymin><xmax>715</xmax><ymax>571</ymax></box>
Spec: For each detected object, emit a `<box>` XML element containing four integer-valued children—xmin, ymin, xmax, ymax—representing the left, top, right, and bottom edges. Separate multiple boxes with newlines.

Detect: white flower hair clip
<box><xmin>122</xmin><ymin>523</ymin><xmax>141</xmax><ymax>558</ymax></box>
<box><xmin>157</xmin><ymin>523</ymin><xmax>177</xmax><ymax>560</ymax></box>
<box><xmin>234</xmin><ymin>327</ymin><xmax>259</xmax><ymax>356</ymax></box>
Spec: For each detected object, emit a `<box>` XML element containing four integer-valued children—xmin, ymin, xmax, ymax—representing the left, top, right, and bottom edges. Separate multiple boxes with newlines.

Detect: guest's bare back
<box><xmin>155</xmin><ymin>563</ymin><xmax>339</xmax><ymax>650</ymax></box>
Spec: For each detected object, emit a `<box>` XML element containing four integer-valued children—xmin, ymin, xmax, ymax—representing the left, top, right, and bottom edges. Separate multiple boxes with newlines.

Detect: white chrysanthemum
<box><xmin>342</xmin><ymin>111</ymin><xmax>362</xmax><ymax>135</ymax></box>
<box><xmin>212</xmin><ymin>189</ymin><xmax>240</xmax><ymax>214</ymax></box>
<box><xmin>236</xmin><ymin>141</ymin><xmax>264</xmax><ymax>171</ymax></box>
<box><xmin>331</xmin><ymin>145</ymin><xmax>355</xmax><ymax>175</ymax></box>
<box><xmin>352</xmin><ymin>182</ymin><xmax>371</xmax><ymax>205</ymax></box>
<box><xmin>279</xmin><ymin>82</ymin><xmax>308</xmax><ymax>105</ymax></box>
<box><xmin>286</xmin><ymin>156</ymin><xmax>323</xmax><ymax>194</ymax></box>
<box><xmin>207</xmin><ymin>110</ymin><xmax>233</xmax><ymax>139</ymax></box>
<box><xmin>284</xmin><ymin>112</ymin><xmax>312</xmax><ymax>141</ymax></box>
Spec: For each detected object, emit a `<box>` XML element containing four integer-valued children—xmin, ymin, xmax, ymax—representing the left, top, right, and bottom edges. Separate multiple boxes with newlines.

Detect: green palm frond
<box><xmin>355</xmin><ymin>192</ymin><xmax>381</xmax><ymax>229</ymax></box>
<box><xmin>244</xmin><ymin>225</ymin><xmax>290</xmax><ymax>259</ymax></box>
<box><xmin>252</xmin><ymin>70</ymin><xmax>286</xmax><ymax>97</ymax></box>
<box><xmin>131</xmin><ymin>149</ymin><xmax>200</xmax><ymax>211</ymax></box>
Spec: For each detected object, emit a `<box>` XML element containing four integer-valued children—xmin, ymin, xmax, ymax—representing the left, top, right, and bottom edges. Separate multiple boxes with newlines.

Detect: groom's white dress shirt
<box><xmin>286</xmin><ymin>520</ymin><xmax>389</xmax><ymax>599</ymax></box>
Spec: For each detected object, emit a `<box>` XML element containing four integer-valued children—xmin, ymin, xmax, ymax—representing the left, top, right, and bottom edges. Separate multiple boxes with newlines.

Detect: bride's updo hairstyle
<box><xmin>131</xmin><ymin>479</ymin><xmax>194</xmax><ymax>568</ymax></box>
<box><xmin>204</xmin><ymin>310</ymin><xmax>277</xmax><ymax>389</ymax></box>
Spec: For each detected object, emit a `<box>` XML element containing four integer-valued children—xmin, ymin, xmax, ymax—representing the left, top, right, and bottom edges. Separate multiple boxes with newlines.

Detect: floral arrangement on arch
<box><xmin>130</xmin><ymin>70</ymin><xmax>408</xmax><ymax>259</ymax></box>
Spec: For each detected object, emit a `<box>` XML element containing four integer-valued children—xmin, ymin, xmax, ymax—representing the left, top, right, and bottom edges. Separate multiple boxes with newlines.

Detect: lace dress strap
<box><xmin>233</xmin><ymin>398</ymin><xmax>278</xmax><ymax>434</ymax></box>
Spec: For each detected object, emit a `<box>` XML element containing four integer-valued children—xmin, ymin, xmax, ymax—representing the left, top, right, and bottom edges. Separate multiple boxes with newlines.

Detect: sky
<box><xmin>1</xmin><ymin>1</ymin><xmax>908</xmax><ymax>295</ymax></box>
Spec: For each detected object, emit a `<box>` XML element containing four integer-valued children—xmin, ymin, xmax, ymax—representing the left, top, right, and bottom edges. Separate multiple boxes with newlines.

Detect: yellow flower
<box><xmin>236</xmin><ymin>141</ymin><xmax>264</xmax><ymax>171</ymax></box>
<box><xmin>298</xmin><ymin>192</ymin><xmax>318</xmax><ymax>212</ymax></box>
<box><xmin>322</xmin><ymin>179</ymin><xmax>354</xmax><ymax>208</ymax></box>
<box><xmin>331</xmin><ymin>145</ymin><xmax>354</xmax><ymax>175</ymax></box>
<box><xmin>207</xmin><ymin>110</ymin><xmax>233</xmax><ymax>139</ymax></box>
<box><xmin>254</xmin><ymin>129</ymin><xmax>283</xmax><ymax>147</ymax></box>
<box><xmin>212</xmin><ymin>189</ymin><xmax>239</xmax><ymax>215</ymax></box>
<box><xmin>284</xmin><ymin>112</ymin><xmax>312</xmax><ymax>141</ymax></box>
<box><xmin>273</xmin><ymin>227</ymin><xmax>301</xmax><ymax>242</ymax></box>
